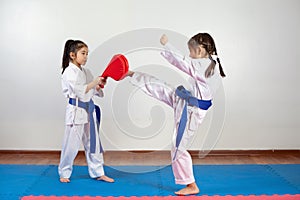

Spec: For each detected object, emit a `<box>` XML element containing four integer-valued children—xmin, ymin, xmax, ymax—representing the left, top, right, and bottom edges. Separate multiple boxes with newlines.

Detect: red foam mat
<box><xmin>22</xmin><ymin>194</ymin><xmax>300</xmax><ymax>200</ymax></box>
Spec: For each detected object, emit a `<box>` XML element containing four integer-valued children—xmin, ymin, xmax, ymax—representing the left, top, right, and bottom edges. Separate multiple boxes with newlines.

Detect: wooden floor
<box><xmin>0</xmin><ymin>150</ymin><xmax>299</xmax><ymax>166</ymax></box>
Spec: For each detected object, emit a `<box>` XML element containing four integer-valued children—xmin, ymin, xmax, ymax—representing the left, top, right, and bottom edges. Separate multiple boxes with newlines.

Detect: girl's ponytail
<box><xmin>205</xmin><ymin>55</ymin><xmax>226</xmax><ymax>78</ymax></box>
<box><xmin>205</xmin><ymin>55</ymin><xmax>216</xmax><ymax>78</ymax></box>
<box><xmin>215</xmin><ymin>49</ymin><xmax>225</xmax><ymax>77</ymax></box>
<box><xmin>216</xmin><ymin>56</ymin><xmax>226</xmax><ymax>77</ymax></box>
<box><xmin>62</xmin><ymin>40</ymin><xmax>74</xmax><ymax>74</ymax></box>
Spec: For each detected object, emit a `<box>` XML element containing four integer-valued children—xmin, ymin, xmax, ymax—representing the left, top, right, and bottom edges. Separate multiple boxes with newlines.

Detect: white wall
<box><xmin>0</xmin><ymin>0</ymin><xmax>299</xmax><ymax>151</ymax></box>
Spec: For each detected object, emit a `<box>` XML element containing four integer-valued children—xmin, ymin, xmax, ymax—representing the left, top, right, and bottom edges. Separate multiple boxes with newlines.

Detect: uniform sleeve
<box><xmin>160</xmin><ymin>43</ymin><xmax>204</xmax><ymax>82</ymax></box>
<box><xmin>85</xmin><ymin>68</ymin><xmax>104</xmax><ymax>98</ymax></box>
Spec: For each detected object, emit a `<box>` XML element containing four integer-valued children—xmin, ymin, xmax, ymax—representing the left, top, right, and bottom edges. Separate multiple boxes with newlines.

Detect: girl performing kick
<box><xmin>126</xmin><ymin>33</ymin><xmax>225</xmax><ymax>195</ymax></box>
<box><xmin>59</xmin><ymin>40</ymin><xmax>114</xmax><ymax>183</ymax></box>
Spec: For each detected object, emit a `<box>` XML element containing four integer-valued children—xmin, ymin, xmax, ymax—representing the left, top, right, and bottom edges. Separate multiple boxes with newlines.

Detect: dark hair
<box><xmin>61</xmin><ymin>40</ymin><xmax>88</xmax><ymax>74</ymax></box>
<box><xmin>188</xmin><ymin>33</ymin><xmax>226</xmax><ymax>78</ymax></box>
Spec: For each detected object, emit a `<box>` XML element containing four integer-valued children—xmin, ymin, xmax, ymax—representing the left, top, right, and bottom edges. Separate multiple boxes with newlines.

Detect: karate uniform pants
<box><xmin>58</xmin><ymin>122</ymin><xmax>104</xmax><ymax>179</ymax></box>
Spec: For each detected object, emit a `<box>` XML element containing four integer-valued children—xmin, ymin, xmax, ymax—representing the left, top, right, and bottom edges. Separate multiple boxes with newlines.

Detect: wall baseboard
<box><xmin>0</xmin><ymin>149</ymin><xmax>299</xmax><ymax>157</ymax></box>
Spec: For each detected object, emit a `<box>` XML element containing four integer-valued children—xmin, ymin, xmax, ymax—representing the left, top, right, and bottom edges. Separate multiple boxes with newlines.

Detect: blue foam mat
<box><xmin>0</xmin><ymin>164</ymin><xmax>299</xmax><ymax>200</ymax></box>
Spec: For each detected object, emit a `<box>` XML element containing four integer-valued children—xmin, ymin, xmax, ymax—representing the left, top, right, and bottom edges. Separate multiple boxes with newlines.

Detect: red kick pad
<box><xmin>101</xmin><ymin>54</ymin><xmax>129</xmax><ymax>81</ymax></box>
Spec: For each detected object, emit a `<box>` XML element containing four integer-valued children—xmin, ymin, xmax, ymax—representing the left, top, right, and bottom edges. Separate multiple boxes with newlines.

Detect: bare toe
<box><xmin>60</xmin><ymin>178</ymin><xmax>70</xmax><ymax>183</ymax></box>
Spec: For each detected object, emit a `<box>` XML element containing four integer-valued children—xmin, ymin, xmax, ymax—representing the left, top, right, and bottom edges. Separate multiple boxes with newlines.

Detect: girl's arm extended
<box><xmin>161</xmin><ymin>43</ymin><xmax>192</xmax><ymax>74</ymax></box>
<box><xmin>160</xmin><ymin>35</ymin><xmax>202</xmax><ymax>81</ymax></box>
<box><xmin>85</xmin><ymin>69</ymin><xmax>105</xmax><ymax>98</ymax></box>
<box><xmin>161</xmin><ymin>43</ymin><xmax>204</xmax><ymax>82</ymax></box>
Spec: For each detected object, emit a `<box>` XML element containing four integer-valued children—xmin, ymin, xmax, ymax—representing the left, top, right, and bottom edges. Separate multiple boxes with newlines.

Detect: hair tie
<box><xmin>211</xmin><ymin>55</ymin><xmax>218</xmax><ymax>61</ymax></box>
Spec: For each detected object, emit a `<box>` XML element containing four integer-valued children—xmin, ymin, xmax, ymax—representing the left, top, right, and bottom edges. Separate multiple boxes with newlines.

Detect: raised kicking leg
<box><xmin>126</xmin><ymin>71</ymin><xmax>176</xmax><ymax>107</ymax></box>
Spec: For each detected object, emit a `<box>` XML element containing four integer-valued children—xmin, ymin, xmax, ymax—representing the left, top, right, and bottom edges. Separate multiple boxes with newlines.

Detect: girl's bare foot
<box><xmin>60</xmin><ymin>178</ymin><xmax>70</xmax><ymax>183</ymax></box>
<box><xmin>175</xmin><ymin>182</ymin><xmax>199</xmax><ymax>196</ymax></box>
<box><xmin>126</xmin><ymin>71</ymin><xmax>135</xmax><ymax>77</ymax></box>
<box><xmin>120</xmin><ymin>70</ymin><xmax>134</xmax><ymax>80</ymax></box>
<box><xmin>97</xmin><ymin>175</ymin><xmax>115</xmax><ymax>183</ymax></box>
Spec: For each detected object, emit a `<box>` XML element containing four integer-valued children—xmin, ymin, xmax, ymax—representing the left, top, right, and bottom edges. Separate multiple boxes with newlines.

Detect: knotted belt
<box><xmin>173</xmin><ymin>85</ymin><xmax>212</xmax><ymax>160</ymax></box>
<box><xmin>69</xmin><ymin>98</ymin><xmax>103</xmax><ymax>153</ymax></box>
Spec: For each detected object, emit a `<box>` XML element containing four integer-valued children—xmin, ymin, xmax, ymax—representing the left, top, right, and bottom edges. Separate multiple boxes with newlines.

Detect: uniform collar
<box><xmin>69</xmin><ymin>62</ymin><xmax>84</xmax><ymax>71</ymax></box>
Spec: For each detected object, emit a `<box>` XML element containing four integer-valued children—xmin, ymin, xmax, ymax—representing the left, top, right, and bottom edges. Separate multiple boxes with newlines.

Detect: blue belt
<box><xmin>173</xmin><ymin>85</ymin><xmax>212</xmax><ymax>160</ymax></box>
<box><xmin>69</xmin><ymin>98</ymin><xmax>103</xmax><ymax>153</ymax></box>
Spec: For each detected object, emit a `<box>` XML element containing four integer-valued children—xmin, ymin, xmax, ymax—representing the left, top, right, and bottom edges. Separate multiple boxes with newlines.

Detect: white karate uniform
<box><xmin>130</xmin><ymin>43</ymin><xmax>221</xmax><ymax>185</ymax></box>
<box><xmin>58</xmin><ymin>62</ymin><xmax>105</xmax><ymax>179</ymax></box>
